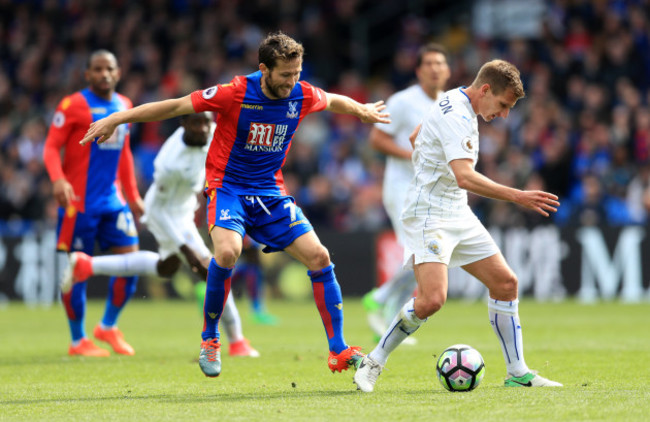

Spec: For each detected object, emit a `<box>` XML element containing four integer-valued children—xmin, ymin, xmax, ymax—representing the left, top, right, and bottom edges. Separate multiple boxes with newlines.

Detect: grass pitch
<box><xmin>1</xmin><ymin>298</ymin><xmax>649</xmax><ymax>421</ymax></box>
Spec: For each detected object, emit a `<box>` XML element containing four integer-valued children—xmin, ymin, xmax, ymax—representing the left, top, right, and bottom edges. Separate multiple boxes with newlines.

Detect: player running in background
<box><xmin>43</xmin><ymin>50</ymin><xmax>143</xmax><ymax>357</ymax></box>
<box><xmin>62</xmin><ymin>112</ymin><xmax>259</xmax><ymax>358</ymax></box>
<box><xmin>361</xmin><ymin>43</ymin><xmax>451</xmax><ymax>344</ymax></box>
<box><xmin>354</xmin><ymin>60</ymin><xmax>563</xmax><ymax>392</ymax></box>
<box><xmin>79</xmin><ymin>32</ymin><xmax>390</xmax><ymax>379</ymax></box>
<box><xmin>232</xmin><ymin>236</ymin><xmax>279</xmax><ymax>325</ymax></box>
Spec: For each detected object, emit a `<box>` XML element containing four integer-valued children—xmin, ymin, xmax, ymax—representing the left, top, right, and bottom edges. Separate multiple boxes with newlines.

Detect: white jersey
<box><xmin>377</xmin><ymin>85</ymin><xmax>441</xmax><ymax>243</ymax></box>
<box><xmin>402</xmin><ymin>87</ymin><xmax>480</xmax><ymax>222</ymax></box>
<box><xmin>141</xmin><ymin>124</ymin><xmax>214</xmax><ymax>248</ymax></box>
<box><xmin>378</xmin><ymin>84</ymin><xmax>439</xmax><ymax>189</ymax></box>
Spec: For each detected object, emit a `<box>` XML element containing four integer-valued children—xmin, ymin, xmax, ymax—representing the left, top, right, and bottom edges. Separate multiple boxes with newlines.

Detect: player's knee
<box><xmin>491</xmin><ymin>272</ymin><xmax>518</xmax><ymax>300</ymax></box>
<box><xmin>214</xmin><ymin>248</ymin><xmax>240</xmax><ymax>268</ymax></box>
<box><xmin>502</xmin><ymin>272</ymin><xmax>518</xmax><ymax>296</ymax></box>
<box><xmin>157</xmin><ymin>256</ymin><xmax>181</xmax><ymax>278</ymax></box>
<box><xmin>308</xmin><ymin>245</ymin><xmax>331</xmax><ymax>270</ymax></box>
<box><xmin>417</xmin><ymin>294</ymin><xmax>446</xmax><ymax>317</ymax></box>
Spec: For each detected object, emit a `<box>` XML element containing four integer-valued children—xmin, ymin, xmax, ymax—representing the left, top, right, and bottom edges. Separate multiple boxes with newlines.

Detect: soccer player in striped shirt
<box><xmin>62</xmin><ymin>112</ymin><xmax>259</xmax><ymax>358</ymax></box>
<box><xmin>79</xmin><ymin>32</ymin><xmax>390</xmax><ymax>379</ymax></box>
<box><xmin>44</xmin><ymin>50</ymin><xmax>143</xmax><ymax>357</ymax></box>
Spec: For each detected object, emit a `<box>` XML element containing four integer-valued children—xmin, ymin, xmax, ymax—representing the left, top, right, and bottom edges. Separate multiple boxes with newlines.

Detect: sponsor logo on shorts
<box><xmin>73</xmin><ymin>237</ymin><xmax>84</xmax><ymax>251</ymax></box>
<box><xmin>219</xmin><ymin>209</ymin><xmax>231</xmax><ymax>220</ymax></box>
<box><xmin>289</xmin><ymin>219</ymin><xmax>307</xmax><ymax>228</ymax></box>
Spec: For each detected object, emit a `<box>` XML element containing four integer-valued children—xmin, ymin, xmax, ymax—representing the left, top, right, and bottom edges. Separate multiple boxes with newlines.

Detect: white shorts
<box><xmin>145</xmin><ymin>214</ymin><xmax>211</xmax><ymax>261</ymax></box>
<box><xmin>382</xmin><ymin>178</ymin><xmax>410</xmax><ymax>244</ymax></box>
<box><xmin>402</xmin><ymin>214</ymin><xmax>499</xmax><ymax>269</ymax></box>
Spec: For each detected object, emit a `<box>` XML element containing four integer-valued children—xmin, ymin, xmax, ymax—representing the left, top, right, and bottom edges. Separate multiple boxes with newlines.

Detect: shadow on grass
<box><xmin>1</xmin><ymin>389</ymin><xmax>361</xmax><ymax>406</ymax></box>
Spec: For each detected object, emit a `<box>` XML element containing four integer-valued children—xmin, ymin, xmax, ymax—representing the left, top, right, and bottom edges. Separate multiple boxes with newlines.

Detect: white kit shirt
<box><xmin>141</xmin><ymin>123</ymin><xmax>215</xmax><ymax>246</ymax></box>
<box><xmin>401</xmin><ymin>87</ymin><xmax>480</xmax><ymax>222</ymax></box>
<box><xmin>377</xmin><ymin>84</ymin><xmax>440</xmax><ymax>190</ymax></box>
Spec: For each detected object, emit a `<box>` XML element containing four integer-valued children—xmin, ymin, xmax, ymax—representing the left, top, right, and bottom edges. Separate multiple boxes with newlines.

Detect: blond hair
<box><xmin>471</xmin><ymin>59</ymin><xmax>524</xmax><ymax>99</ymax></box>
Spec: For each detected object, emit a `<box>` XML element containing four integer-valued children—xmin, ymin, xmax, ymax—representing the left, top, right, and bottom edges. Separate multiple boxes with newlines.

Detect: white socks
<box><xmin>220</xmin><ymin>294</ymin><xmax>244</xmax><ymax>343</ymax></box>
<box><xmin>488</xmin><ymin>298</ymin><xmax>529</xmax><ymax>377</ymax></box>
<box><xmin>370</xmin><ymin>297</ymin><xmax>425</xmax><ymax>365</ymax></box>
<box><xmin>372</xmin><ymin>267</ymin><xmax>416</xmax><ymax>305</ymax></box>
<box><xmin>91</xmin><ymin>251</ymin><xmax>160</xmax><ymax>277</ymax></box>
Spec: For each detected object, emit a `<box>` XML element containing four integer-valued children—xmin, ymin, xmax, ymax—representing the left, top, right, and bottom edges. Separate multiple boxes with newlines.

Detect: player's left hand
<box><xmin>518</xmin><ymin>190</ymin><xmax>560</xmax><ymax>217</ymax></box>
<box><xmin>80</xmin><ymin>117</ymin><xmax>118</xmax><ymax>146</ymax></box>
<box><xmin>360</xmin><ymin>100</ymin><xmax>391</xmax><ymax>124</ymax></box>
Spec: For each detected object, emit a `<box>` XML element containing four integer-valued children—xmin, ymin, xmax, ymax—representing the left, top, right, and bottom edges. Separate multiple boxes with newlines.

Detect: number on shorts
<box><xmin>284</xmin><ymin>201</ymin><xmax>296</xmax><ymax>222</ymax></box>
<box><xmin>116</xmin><ymin>211</ymin><xmax>136</xmax><ymax>236</ymax></box>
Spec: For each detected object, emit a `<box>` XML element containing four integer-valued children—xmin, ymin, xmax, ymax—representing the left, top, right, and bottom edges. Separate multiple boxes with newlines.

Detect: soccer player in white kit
<box><xmin>62</xmin><ymin>112</ymin><xmax>259</xmax><ymax>358</ymax></box>
<box><xmin>354</xmin><ymin>60</ymin><xmax>562</xmax><ymax>391</ymax></box>
<box><xmin>362</xmin><ymin>44</ymin><xmax>451</xmax><ymax>344</ymax></box>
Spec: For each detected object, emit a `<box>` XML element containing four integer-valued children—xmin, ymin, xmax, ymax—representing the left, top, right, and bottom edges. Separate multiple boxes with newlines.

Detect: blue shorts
<box><xmin>56</xmin><ymin>204</ymin><xmax>139</xmax><ymax>254</ymax></box>
<box><xmin>206</xmin><ymin>188</ymin><xmax>313</xmax><ymax>253</ymax></box>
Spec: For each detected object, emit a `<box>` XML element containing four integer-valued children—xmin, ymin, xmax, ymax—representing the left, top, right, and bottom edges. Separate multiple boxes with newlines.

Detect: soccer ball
<box><xmin>436</xmin><ymin>344</ymin><xmax>485</xmax><ymax>392</ymax></box>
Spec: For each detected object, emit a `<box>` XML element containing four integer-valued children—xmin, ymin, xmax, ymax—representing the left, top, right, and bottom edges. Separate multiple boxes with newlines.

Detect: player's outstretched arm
<box><xmin>450</xmin><ymin>159</ymin><xmax>560</xmax><ymax>217</ymax></box>
<box><xmin>325</xmin><ymin>93</ymin><xmax>390</xmax><ymax>124</ymax></box>
<box><xmin>80</xmin><ymin>96</ymin><xmax>195</xmax><ymax>146</ymax></box>
<box><xmin>369</xmin><ymin>127</ymin><xmax>411</xmax><ymax>160</ymax></box>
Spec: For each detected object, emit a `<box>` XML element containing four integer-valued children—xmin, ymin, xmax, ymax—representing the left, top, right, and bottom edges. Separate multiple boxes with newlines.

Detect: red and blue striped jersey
<box><xmin>190</xmin><ymin>71</ymin><xmax>327</xmax><ymax>196</ymax></box>
<box><xmin>44</xmin><ymin>88</ymin><xmax>140</xmax><ymax>213</ymax></box>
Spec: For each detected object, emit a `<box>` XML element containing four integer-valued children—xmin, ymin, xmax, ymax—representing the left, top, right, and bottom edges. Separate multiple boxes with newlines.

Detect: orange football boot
<box><xmin>228</xmin><ymin>338</ymin><xmax>260</xmax><ymax>357</ymax></box>
<box><xmin>68</xmin><ymin>338</ymin><xmax>110</xmax><ymax>357</ymax></box>
<box><xmin>93</xmin><ymin>325</ymin><xmax>135</xmax><ymax>355</ymax></box>
<box><xmin>328</xmin><ymin>346</ymin><xmax>364</xmax><ymax>373</ymax></box>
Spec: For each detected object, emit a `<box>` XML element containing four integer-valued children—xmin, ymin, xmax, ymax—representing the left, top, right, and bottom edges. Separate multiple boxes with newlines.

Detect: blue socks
<box><xmin>202</xmin><ymin>258</ymin><xmax>233</xmax><ymax>341</ymax></box>
<box><xmin>63</xmin><ymin>282</ymin><xmax>87</xmax><ymax>342</ymax></box>
<box><xmin>309</xmin><ymin>264</ymin><xmax>347</xmax><ymax>354</ymax></box>
<box><xmin>102</xmin><ymin>276</ymin><xmax>138</xmax><ymax>327</ymax></box>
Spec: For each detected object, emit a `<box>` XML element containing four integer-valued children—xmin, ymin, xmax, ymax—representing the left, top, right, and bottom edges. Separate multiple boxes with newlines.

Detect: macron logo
<box><xmin>219</xmin><ymin>209</ymin><xmax>231</xmax><ymax>221</ymax></box>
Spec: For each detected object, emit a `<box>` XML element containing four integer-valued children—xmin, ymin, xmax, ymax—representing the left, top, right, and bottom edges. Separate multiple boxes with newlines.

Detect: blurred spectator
<box><xmin>1</xmin><ymin>0</ymin><xmax>650</xmax><ymax>231</ymax></box>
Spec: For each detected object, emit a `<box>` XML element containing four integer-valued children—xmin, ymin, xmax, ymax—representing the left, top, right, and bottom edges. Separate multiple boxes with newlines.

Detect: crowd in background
<box><xmin>1</xmin><ymin>0</ymin><xmax>650</xmax><ymax>236</ymax></box>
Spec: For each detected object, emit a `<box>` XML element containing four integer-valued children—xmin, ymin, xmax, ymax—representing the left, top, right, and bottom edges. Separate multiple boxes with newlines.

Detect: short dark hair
<box><xmin>86</xmin><ymin>49</ymin><xmax>117</xmax><ymax>69</ymax></box>
<box><xmin>258</xmin><ymin>31</ymin><xmax>304</xmax><ymax>70</ymax></box>
<box><xmin>416</xmin><ymin>43</ymin><xmax>449</xmax><ymax>68</ymax></box>
<box><xmin>180</xmin><ymin>111</ymin><xmax>213</xmax><ymax>123</ymax></box>
<box><xmin>472</xmin><ymin>59</ymin><xmax>525</xmax><ymax>99</ymax></box>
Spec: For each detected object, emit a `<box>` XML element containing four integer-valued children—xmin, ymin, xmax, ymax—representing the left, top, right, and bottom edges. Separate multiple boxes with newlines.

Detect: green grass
<box><xmin>1</xmin><ymin>298</ymin><xmax>649</xmax><ymax>421</ymax></box>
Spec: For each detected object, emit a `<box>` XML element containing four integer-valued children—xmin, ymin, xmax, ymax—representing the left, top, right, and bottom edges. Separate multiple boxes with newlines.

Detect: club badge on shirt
<box><xmin>286</xmin><ymin>101</ymin><xmax>299</xmax><ymax>119</ymax></box>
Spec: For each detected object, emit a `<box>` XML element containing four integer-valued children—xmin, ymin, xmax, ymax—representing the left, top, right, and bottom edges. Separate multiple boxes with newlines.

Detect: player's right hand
<box><xmin>80</xmin><ymin>118</ymin><xmax>117</xmax><ymax>146</ymax></box>
<box><xmin>53</xmin><ymin>178</ymin><xmax>75</xmax><ymax>208</ymax></box>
